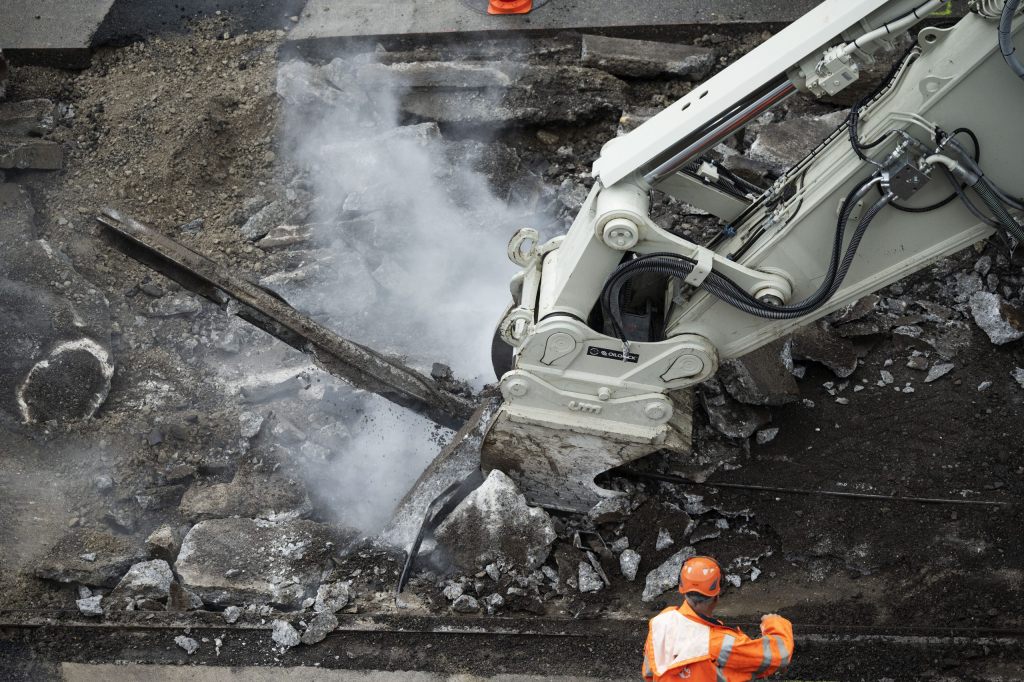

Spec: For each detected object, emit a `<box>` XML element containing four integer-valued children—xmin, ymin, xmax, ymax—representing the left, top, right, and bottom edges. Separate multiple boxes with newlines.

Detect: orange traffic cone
<box><xmin>488</xmin><ymin>0</ymin><xmax>532</xmax><ymax>14</ymax></box>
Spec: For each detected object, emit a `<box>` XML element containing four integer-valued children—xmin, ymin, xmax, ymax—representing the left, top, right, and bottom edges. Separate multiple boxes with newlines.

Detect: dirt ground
<box><xmin>1</xmin><ymin>13</ymin><xmax>1023</xmax><ymax>681</ymax></box>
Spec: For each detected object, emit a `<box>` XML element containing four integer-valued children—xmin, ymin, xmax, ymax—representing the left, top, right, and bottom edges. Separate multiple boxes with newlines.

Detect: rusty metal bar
<box><xmin>95</xmin><ymin>208</ymin><xmax>476</xmax><ymax>429</ymax></box>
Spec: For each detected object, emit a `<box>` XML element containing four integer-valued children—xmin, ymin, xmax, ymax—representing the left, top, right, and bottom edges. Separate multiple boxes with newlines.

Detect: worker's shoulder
<box><xmin>649</xmin><ymin>606</ymin><xmax>682</xmax><ymax>623</ymax></box>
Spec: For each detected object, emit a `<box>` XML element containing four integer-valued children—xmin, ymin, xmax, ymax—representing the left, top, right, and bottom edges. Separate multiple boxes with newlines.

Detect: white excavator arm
<box><xmin>485</xmin><ymin>0</ymin><xmax>1024</xmax><ymax>512</ymax></box>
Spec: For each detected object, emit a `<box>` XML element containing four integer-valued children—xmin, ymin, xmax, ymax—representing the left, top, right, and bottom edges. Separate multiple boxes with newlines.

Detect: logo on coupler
<box><xmin>586</xmin><ymin>346</ymin><xmax>639</xmax><ymax>363</ymax></box>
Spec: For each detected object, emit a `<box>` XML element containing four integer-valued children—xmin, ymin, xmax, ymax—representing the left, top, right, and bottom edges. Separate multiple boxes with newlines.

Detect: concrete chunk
<box><xmin>34</xmin><ymin>529</ymin><xmax>146</xmax><ymax>588</ymax></box>
<box><xmin>105</xmin><ymin>559</ymin><xmax>173</xmax><ymax>610</ymax></box>
<box><xmin>970</xmin><ymin>291</ymin><xmax>1024</xmax><ymax>345</ymax></box>
<box><xmin>0</xmin><ymin>136</ymin><xmax>62</xmax><ymax>170</ymax></box>
<box><xmin>175</xmin><ymin>518</ymin><xmax>344</xmax><ymax>608</ymax></box>
<box><xmin>790</xmin><ymin>322</ymin><xmax>860</xmax><ymax>378</ymax></box>
<box><xmin>145</xmin><ymin>524</ymin><xmax>182</xmax><ymax>563</ymax></box>
<box><xmin>434</xmin><ymin>470</ymin><xmax>557</xmax><ymax>572</ymax></box>
<box><xmin>0</xmin><ymin>99</ymin><xmax>57</xmax><ymax>136</ymax></box>
<box><xmin>1</xmin><ymin>0</ymin><xmax>116</xmax><ymax>68</ymax></box>
<box><xmin>747</xmin><ymin>111</ymin><xmax>846</xmax><ymax>176</ymax></box>
<box><xmin>718</xmin><ymin>341</ymin><xmax>799</xmax><ymax>406</ymax></box>
<box><xmin>582</xmin><ymin>35</ymin><xmax>715</xmax><ymax>79</ymax></box>
<box><xmin>642</xmin><ymin>546</ymin><xmax>696</xmax><ymax>602</ymax></box>
<box><xmin>357</xmin><ymin>62</ymin><xmax>626</xmax><ymax>126</ymax></box>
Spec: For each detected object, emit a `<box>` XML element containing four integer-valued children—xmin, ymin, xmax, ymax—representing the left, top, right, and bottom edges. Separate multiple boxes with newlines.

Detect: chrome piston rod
<box><xmin>642</xmin><ymin>80</ymin><xmax>798</xmax><ymax>187</ymax></box>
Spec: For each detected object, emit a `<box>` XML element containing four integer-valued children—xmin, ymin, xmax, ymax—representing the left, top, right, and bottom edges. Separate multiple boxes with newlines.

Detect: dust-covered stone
<box><xmin>175</xmin><ymin>518</ymin><xmax>345</xmax><ymax>608</ymax></box>
<box><xmin>451</xmin><ymin>594</ymin><xmax>480</xmax><ymax>613</ymax></box>
<box><xmin>718</xmin><ymin>341</ymin><xmax>800</xmax><ymax>406</ymax></box>
<box><xmin>0</xmin><ymin>99</ymin><xmax>58</xmax><ymax>136</ymax></box>
<box><xmin>175</xmin><ymin>635</ymin><xmax>199</xmax><ymax>655</ymax></box>
<box><xmin>313</xmin><ymin>580</ymin><xmax>351</xmax><ymax>613</ymax></box>
<box><xmin>434</xmin><ymin>470</ymin><xmax>557</xmax><ymax>572</ymax></box>
<box><xmin>301</xmin><ymin>612</ymin><xmax>338</xmax><ymax>645</ymax></box>
<box><xmin>578</xmin><ymin>561</ymin><xmax>604</xmax><ymax>593</ymax></box>
<box><xmin>620</xmin><ymin>549</ymin><xmax>641</xmax><ymax>581</ymax></box>
<box><xmin>76</xmin><ymin>595</ymin><xmax>103</xmax><ymax>617</ymax></box>
<box><xmin>107</xmin><ymin>559</ymin><xmax>174</xmax><ymax>605</ymax></box>
<box><xmin>271</xmin><ymin>619</ymin><xmax>300</xmax><ymax>648</ymax></box>
<box><xmin>970</xmin><ymin>292</ymin><xmax>1024</xmax><ymax>345</ymax></box>
<box><xmin>790</xmin><ymin>322</ymin><xmax>860</xmax><ymax>378</ymax></box>
<box><xmin>34</xmin><ymin>529</ymin><xmax>146</xmax><ymax>588</ymax></box>
<box><xmin>581</xmin><ymin>35</ymin><xmax>715</xmax><ymax>80</ymax></box>
<box><xmin>642</xmin><ymin>547</ymin><xmax>697</xmax><ymax>602</ymax></box>
<box><xmin>145</xmin><ymin>524</ymin><xmax>182</xmax><ymax>563</ymax></box>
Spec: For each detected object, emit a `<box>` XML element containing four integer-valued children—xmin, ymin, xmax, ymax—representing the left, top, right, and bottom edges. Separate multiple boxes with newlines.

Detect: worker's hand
<box><xmin>761</xmin><ymin>613</ymin><xmax>780</xmax><ymax>621</ymax></box>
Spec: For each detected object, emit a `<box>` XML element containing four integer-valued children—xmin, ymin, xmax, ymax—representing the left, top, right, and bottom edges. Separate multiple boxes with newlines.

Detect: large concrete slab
<box><xmin>62</xmin><ymin>665</ymin><xmax>605</xmax><ymax>682</ymax></box>
<box><xmin>1</xmin><ymin>0</ymin><xmax>116</xmax><ymax>67</ymax></box>
<box><xmin>288</xmin><ymin>0</ymin><xmax>823</xmax><ymax>50</ymax></box>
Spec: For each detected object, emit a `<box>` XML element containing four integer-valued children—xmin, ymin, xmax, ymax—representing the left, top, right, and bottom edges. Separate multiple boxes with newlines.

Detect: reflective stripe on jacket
<box><xmin>642</xmin><ymin>602</ymin><xmax>794</xmax><ymax>681</ymax></box>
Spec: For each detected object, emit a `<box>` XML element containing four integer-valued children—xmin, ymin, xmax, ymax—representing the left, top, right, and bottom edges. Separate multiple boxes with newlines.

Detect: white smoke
<box><xmin>274</xmin><ymin>54</ymin><xmax>550</xmax><ymax>533</ymax></box>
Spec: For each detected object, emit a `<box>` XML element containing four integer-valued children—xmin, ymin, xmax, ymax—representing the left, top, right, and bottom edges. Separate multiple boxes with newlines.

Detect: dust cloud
<box><xmin>275</xmin><ymin>55</ymin><xmax>548</xmax><ymax>534</ymax></box>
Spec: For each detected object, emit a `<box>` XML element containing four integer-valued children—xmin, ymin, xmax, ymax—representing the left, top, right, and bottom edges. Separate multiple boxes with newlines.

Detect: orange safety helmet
<box><xmin>679</xmin><ymin>556</ymin><xmax>722</xmax><ymax>597</ymax></box>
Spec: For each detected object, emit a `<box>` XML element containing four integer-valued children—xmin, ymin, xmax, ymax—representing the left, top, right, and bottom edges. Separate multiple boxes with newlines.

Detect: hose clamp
<box><xmin>683</xmin><ymin>247</ymin><xmax>715</xmax><ymax>287</ymax></box>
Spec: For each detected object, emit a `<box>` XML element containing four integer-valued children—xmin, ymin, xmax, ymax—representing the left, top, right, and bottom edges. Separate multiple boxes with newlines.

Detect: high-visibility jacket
<box><xmin>642</xmin><ymin>602</ymin><xmax>794</xmax><ymax>681</ymax></box>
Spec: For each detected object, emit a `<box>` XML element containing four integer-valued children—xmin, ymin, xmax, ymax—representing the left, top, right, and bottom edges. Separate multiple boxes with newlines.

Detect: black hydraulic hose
<box><xmin>975</xmin><ymin>178</ymin><xmax>1024</xmax><ymax>242</ymax></box>
<box><xmin>601</xmin><ymin>187</ymin><xmax>893</xmax><ymax>329</ymax></box>
<box><xmin>602</xmin><ymin>176</ymin><xmax>879</xmax><ymax>335</ymax></box>
<box><xmin>945</xmin><ymin>135</ymin><xmax>1024</xmax><ymax>211</ymax></box>
<box><xmin>696</xmin><ymin>192</ymin><xmax>894</xmax><ymax>320</ymax></box>
<box><xmin>939</xmin><ymin>165</ymin><xmax>1002</xmax><ymax>229</ymax></box>
<box><xmin>1000</xmin><ymin>0</ymin><xmax>1024</xmax><ymax>81</ymax></box>
<box><xmin>848</xmin><ymin>43</ymin><xmax>920</xmax><ymax>161</ymax></box>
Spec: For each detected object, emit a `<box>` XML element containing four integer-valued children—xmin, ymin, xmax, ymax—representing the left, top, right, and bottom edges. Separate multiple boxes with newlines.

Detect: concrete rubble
<box><xmin>354</xmin><ymin>61</ymin><xmax>628</xmax><ymax>126</ymax></box>
<box><xmin>174</xmin><ymin>518</ymin><xmax>345</xmax><ymax>608</ymax></box>
<box><xmin>789</xmin><ymin>321</ymin><xmax>860</xmax><ymax>378</ymax></box>
<box><xmin>0</xmin><ymin>99</ymin><xmax>57</xmax><ymax>137</ymax></box>
<box><xmin>174</xmin><ymin>635</ymin><xmax>199</xmax><ymax>655</ymax></box>
<box><xmin>747</xmin><ymin>110</ymin><xmax>847</xmax><ymax>175</ymax></box>
<box><xmin>104</xmin><ymin>559</ymin><xmax>174</xmax><ymax>611</ymax></box>
<box><xmin>35</xmin><ymin>529</ymin><xmax>147</xmax><ymax>588</ymax></box>
<box><xmin>969</xmin><ymin>291</ymin><xmax>1024</xmax><ymax>345</ymax></box>
<box><xmin>580</xmin><ymin>35</ymin><xmax>715</xmax><ymax>79</ymax></box>
<box><xmin>619</xmin><ymin>549</ymin><xmax>641</xmax><ymax>581</ymax></box>
<box><xmin>0</xmin><ymin>136</ymin><xmax>62</xmax><ymax>170</ymax></box>
<box><xmin>643</xmin><ymin>547</ymin><xmax>697</xmax><ymax>602</ymax></box>
<box><xmin>313</xmin><ymin>581</ymin><xmax>351</xmax><ymax>613</ymax></box>
<box><xmin>718</xmin><ymin>341</ymin><xmax>799</xmax><ymax>406</ymax></box>
<box><xmin>699</xmin><ymin>379</ymin><xmax>771</xmax><ymax>439</ymax></box>
<box><xmin>178</xmin><ymin>420</ymin><xmax>312</xmax><ymax>521</ymax></box>
<box><xmin>271</xmin><ymin>619</ymin><xmax>300</xmax><ymax>648</ymax></box>
<box><xmin>145</xmin><ymin>525</ymin><xmax>182</xmax><ymax>563</ymax></box>
<box><xmin>301</xmin><ymin>612</ymin><xmax>338</xmax><ymax>645</ymax></box>
<box><xmin>76</xmin><ymin>595</ymin><xmax>103</xmax><ymax>617</ymax></box>
<box><xmin>434</xmin><ymin>470</ymin><xmax>557</xmax><ymax>572</ymax></box>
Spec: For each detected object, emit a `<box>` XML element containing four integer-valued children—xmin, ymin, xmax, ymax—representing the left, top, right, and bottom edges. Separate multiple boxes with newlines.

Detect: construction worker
<box><xmin>642</xmin><ymin>556</ymin><xmax>794</xmax><ymax>681</ymax></box>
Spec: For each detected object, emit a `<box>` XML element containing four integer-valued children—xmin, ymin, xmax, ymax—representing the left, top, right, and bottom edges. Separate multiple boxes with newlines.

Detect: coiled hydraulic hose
<box><xmin>1000</xmin><ymin>0</ymin><xmax>1024</xmax><ymax>81</ymax></box>
<box><xmin>600</xmin><ymin>179</ymin><xmax>893</xmax><ymax>336</ymax></box>
<box><xmin>975</xmin><ymin>178</ymin><xmax>1024</xmax><ymax>242</ymax></box>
